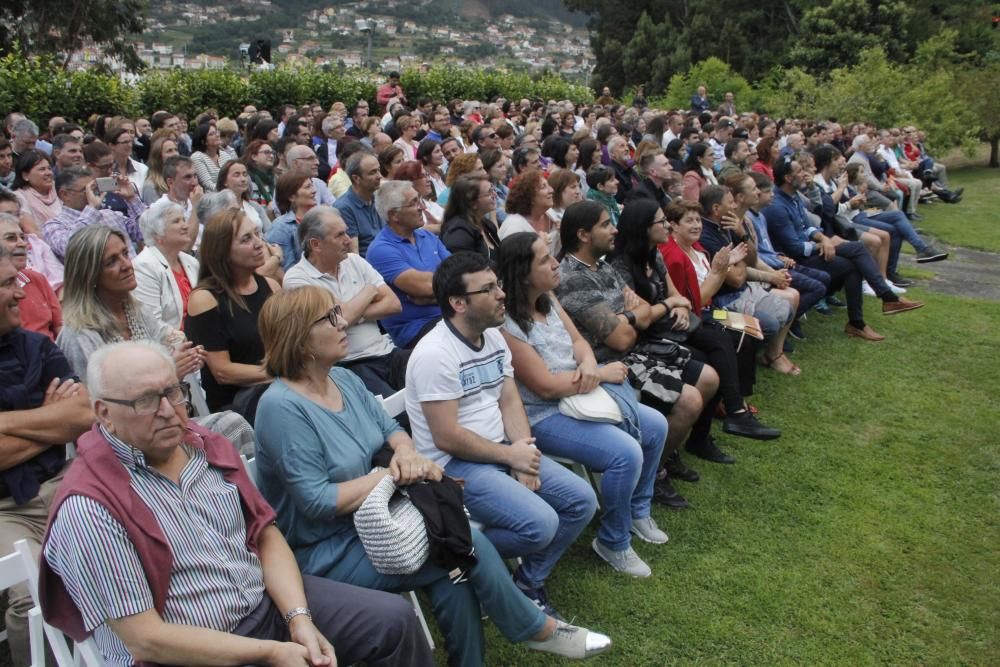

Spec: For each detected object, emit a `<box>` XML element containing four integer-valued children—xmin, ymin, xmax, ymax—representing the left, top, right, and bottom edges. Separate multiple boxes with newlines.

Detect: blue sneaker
<box><xmin>814</xmin><ymin>298</ymin><xmax>832</xmax><ymax>315</ymax></box>
<box><xmin>515</xmin><ymin>572</ymin><xmax>566</xmax><ymax>622</ymax></box>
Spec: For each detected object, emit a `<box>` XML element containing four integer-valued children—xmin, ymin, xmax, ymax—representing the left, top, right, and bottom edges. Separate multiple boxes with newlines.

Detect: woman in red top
<box><xmin>751</xmin><ymin>136</ymin><xmax>779</xmax><ymax>180</ymax></box>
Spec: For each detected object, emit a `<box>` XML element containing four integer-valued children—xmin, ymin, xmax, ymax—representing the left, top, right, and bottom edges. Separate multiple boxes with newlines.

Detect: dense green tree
<box><xmin>0</xmin><ymin>0</ymin><xmax>148</xmax><ymax>72</ymax></box>
<box><xmin>786</xmin><ymin>0</ymin><xmax>914</xmax><ymax>73</ymax></box>
<box><xmin>569</xmin><ymin>0</ymin><xmax>999</xmax><ymax>92</ymax></box>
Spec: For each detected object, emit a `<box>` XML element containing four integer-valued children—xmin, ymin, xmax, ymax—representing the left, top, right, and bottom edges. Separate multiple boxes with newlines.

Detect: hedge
<box><xmin>0</xmin><ymin>54</ymin><xmax>593</xmax><ymax>123</ymax></box>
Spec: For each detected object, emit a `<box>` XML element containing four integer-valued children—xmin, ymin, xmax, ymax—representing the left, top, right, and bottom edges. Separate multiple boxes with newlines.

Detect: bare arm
<box><xmin>107</xmin><ymin>609</ymin><xmax>320</xmax><ymax>667</ymax></box>
<box><xmin>361</xmin><ymin>283</ymin><xmax>402</xmax><ymax>320</ymax></box>
<box><xmin>257</xmin><ymin>526</ymin><xmax>337</xmax><ymax>666</ymax></box>
<box><xmin>419</xmin><ymin>388</ymin><xmax>539</xmax><ymax>476</ymax></box>
<box><xmin>0</xmin><ymin>384</ymin><xmax>92</xmax><ymax>445</ymax></box>
<box><xmin>201</xmin><ymin>350</ymin><xmax>271</xmax><ymax>387</ymax></box>
<box><xmin>392</xmin><ymin>268</ymin><xmax>435</xmax><ymax>300</ymax></box>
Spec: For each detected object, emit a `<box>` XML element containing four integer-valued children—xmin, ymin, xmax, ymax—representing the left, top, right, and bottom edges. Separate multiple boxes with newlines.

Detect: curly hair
<box><xmin>504</xmin><ymin>168</ymin><xmax>546</xmax><ymax>216</ymax></box>
<box><xmin>444</xmin><ymin>153</ymin><xmax>481</xmax><ymax>187</ymax></box>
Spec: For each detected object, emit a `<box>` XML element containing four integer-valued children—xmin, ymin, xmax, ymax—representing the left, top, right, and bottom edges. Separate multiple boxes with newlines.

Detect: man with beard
<box><xmin>405</xmin><ymin>251</ymin><xmax>599</xmax><ymax>623</ymax></box>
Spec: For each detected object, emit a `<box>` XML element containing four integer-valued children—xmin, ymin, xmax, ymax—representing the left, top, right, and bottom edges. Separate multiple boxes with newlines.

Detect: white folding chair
<box><xmin>4</xmin><ymin>539</ymin><xmax>104</xmax><ymax>666</ymax></box>
<box><xmin>378</xmin><ymin>390</ymin><xmax>435</xmax><ymax>651</ymax></box>
<box><xmin>0</xmin><ymin>542</ymin><xmax>46</xmax><ymax>666</ymax></box>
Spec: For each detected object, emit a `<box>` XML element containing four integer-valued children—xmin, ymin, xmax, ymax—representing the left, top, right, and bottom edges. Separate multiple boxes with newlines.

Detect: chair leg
<box><xmin>404</xmin><ymin>590</ymin><xmax>435</xmax><ymax>651</ymax></box>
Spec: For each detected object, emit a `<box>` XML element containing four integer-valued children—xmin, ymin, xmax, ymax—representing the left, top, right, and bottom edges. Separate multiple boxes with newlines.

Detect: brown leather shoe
<box><xmin>845</xmin><ymin>323</ymin><xmax>886</xmax><ymax>341</ymax></box>
<box><xmin>882</xmin><ymin>298</ymin><xmax>924</xmax><ymax>315</ymax></box>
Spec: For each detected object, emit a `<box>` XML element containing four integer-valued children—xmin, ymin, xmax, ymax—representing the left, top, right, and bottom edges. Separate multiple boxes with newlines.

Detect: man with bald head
<box><xmin>286</xmin><ymin>143</ymin><xmax>336</xmax><ymax>206</ymax></box>
<box><xmin>39</xmin><ymin>340</ymin><xmax>433</xmax><ymax>667</ymax></box>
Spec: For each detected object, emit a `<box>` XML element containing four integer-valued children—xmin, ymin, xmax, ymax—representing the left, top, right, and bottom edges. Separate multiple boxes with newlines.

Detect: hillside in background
<box><xmin>140</xmin><ymin>0</ymin><xmax>591</xmax><ymax>77</ymax></box>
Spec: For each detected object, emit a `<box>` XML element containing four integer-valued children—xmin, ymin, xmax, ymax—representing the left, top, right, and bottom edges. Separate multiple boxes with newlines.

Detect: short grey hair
<box><xmin>87</xmin><ymin>340</ymin><xmax>175</xmax><ymax>402</ymax></box>
<box><xmin>139</xmin><ymin>199</ymin><xmax>185</xmax><ymax>245</ymax></box>
<box><xmin>374</xmin><ymin>180</ymin><xmax>412</xmax><ymax>222</ymax></box>
<box><xmin>321</xmin><ymin>114</ymin><xmax>344</xmax><ymax>133</ymax></box>
<box><xmin>12</xmin><ymin>119</ymin><xmax>38</xmax><ymax>138</ymax></box>
<box><xmin>608</xmin><ymin>135</ymin><xmax>628</xmax><ymax>152</ymax></box>
<box><xmin>0</xmin><ymin>213</ymin><xmax>20</xmax><ymax>229</ymax></box>
<box><xmin>345</xmin><ymin>150</ymin><xmax>374</xmax><ymax>182</ymax></box>
<box><xmin>298</xmin><ymin>205</ymin><xmax>343</xmax><ymax>257</ymax></box>
<box><xmin>196</xmin><ymin>190</ymin><xmax>238</xmax><ymax>227</ymax></box>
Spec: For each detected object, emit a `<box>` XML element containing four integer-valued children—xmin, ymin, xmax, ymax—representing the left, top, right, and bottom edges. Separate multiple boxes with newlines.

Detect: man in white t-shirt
<box><xmin>283</xmin><ymin>206</ymin><xmax>408</xmax><ymax>398</ymax></box>
<box><xmin>405</xmin><ymin>252</ymin><xmax>596</xmax><ymax>621</ymax></box>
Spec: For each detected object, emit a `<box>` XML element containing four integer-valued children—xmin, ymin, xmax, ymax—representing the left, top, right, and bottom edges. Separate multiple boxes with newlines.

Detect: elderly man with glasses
<box><xmin>38</xmin><ymin>340</ymin><xmax>434</xmax><ymax>667</ymax></box>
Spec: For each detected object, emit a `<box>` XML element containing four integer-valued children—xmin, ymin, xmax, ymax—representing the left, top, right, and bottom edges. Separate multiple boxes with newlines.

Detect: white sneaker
<box><xmin>592</xmin><ymin>538</ymin><xmax>652</xmax><ymax>577</ymax></box>
<box><xmin>524</xmin><ymin>620</ymin><xmax>613</xmax><ymax>659</ymax></box>
<box><xmin>889</xmin><ymin>281</ymin><xmax>907</xmax><ymax>295</ymax></box>
<box><xmin>631</xmin><ymin>517</ymin><xmax>669</xmax><ymax>544</ymax></box>
<box><xmin>861</xmin><ymin>281</ymin><xmax>877</xmax><ymax>297</ymax></box>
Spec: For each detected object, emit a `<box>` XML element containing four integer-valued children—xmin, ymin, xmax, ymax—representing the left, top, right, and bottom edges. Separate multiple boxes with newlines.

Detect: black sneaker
<box><xmin>652</xmin><ymin>477</ymin><xmax>690</xmax><ymax>509</ymax></box>
<box><xmin>788</xmin><ymin>320</ymin><xmax>806</xmax><ymax>340</ymax></box>
<box><xmin>826</xmin><ymin>295</ymin><xmax>846</xmax><ymax>308</ymax></box>
<box><xmin>887</xmin><ymin>272</ymin><xmax>916</xmax><ymax>287</ymax></box>
<box><xmin>666</xmin><ymin>450</ymin><xmax>699</xmax><ymax>483</ymax></box>
<box><xmin>723</xmin><ymin>411</ymin><xmax>781</xmax><ymax>441</ymax></box>
<box><xmin>686</xmin><ymin>436</ymin><xmax>736</xmax><ymax>464</ymax></box>
<box><xmin>916</xmin><ymin>246</ymin><xmax>949</xmax><ymax>263</ymax></box>
<box><xmin>514</xmin><ymin>573</ymin><xmax>566</xmax><ymax>622</ymax></box>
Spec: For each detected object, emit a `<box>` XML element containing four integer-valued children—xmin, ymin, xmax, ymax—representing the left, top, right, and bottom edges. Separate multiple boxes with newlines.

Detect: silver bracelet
<box><xmin>284</xmin><ymin>607</ymin><xmax>312</xmax><ymax>625</ymax></box>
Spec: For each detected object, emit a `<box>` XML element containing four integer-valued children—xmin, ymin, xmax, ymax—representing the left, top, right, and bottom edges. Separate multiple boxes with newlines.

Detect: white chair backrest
<box><xmin>381</xmin><ymin>389</ymin><xmax>406</xmax><ymax>419</ymax></box>
<box><xmin>240</xmin><ymin>454</ymin><xmax>258</xmax><ymax>488</ymax></box>
<box><xmin>4</xmin><ymin>540</ymin><xmax>95</xmax><ymax>666</ymax></box>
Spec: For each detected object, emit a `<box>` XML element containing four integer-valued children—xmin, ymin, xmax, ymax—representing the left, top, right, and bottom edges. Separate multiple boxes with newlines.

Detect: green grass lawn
<box><xmin>474</xmin><ymin>288</ymin><xmax>1000</xmax><ymax>666</ymax></box>
<box><xmin>916</xmin><ymin>166</ymin><xmax>1000</xmax><ymax>252</ymax></box>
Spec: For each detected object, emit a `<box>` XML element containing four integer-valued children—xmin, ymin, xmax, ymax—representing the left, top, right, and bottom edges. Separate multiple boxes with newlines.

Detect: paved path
<box><xmin>898</xmin><ymin>244</ymin><xmax>1000</xmax><ymax>302</ymax></box>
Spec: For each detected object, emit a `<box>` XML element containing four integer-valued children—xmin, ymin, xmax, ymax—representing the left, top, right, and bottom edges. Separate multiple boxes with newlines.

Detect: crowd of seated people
<box><xmin>0</xmin><ymin>84</ymin><xmax>965</xmax><ymax>665</ymax></box>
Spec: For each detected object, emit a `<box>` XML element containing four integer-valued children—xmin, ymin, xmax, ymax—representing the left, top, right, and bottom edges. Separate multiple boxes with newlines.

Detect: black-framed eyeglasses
<box><xmin>101</xmin><ymin>383</ymin><xmax>189</xmax><ymax>416</ymax></box>
<box><xmin>462</xmin><ymin>280</ymin><xmax>503</xmax><ymax>297</ymax></box>
<box><xmin>313</xmin><ymin>304</ymin><xmax>344</xmax><ymax>327</ymax></box>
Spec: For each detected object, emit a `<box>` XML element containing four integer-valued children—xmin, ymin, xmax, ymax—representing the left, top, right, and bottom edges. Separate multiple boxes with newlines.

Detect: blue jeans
<box><xmin>317</xmin><ymin>528</ymin><xmax>546</xmax><ymax>667</ymax></box>
<box><xmin>790</xmin><ymin>265</ymin><xmax>830</xmax><ymax>317</ymax></box>
<box><xmin>445</xmin><ymin>455</ymin><xmax>597</xmax><ymax>589</ymax></box>
<box><xmin>860</xmin><ymin>210</ymin><xmax>928</xmax><ymax>274</ymax></box>
<box><xmin>531</xmin><ymin>405</ymin><xmax>667</xmax><ymax>551</ymax></box>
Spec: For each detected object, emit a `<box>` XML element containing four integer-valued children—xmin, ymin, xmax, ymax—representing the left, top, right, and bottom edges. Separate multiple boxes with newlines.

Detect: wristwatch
<box><xmin>622</xmin><ymin>310</ymin><xmax>637</xmax><ymax>326</ymax></box>
<box><xmin>284</xmin><ymin>607</ymin><xmax>312</xmax><ymax>625</ymax></box>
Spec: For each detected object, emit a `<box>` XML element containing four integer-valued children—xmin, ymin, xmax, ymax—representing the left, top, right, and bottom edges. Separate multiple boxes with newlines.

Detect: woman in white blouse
<box><xmin>133</xmin><ymin>199</ymin><xmax>200</xmax><ymax>330</ymax></box>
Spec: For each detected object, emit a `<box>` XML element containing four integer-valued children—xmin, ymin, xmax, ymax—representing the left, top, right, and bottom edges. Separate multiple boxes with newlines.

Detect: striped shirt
<box><xmin>43</xmin><ymin>426</ymin><xmax>264</xmax><ymax>667</ymax></box>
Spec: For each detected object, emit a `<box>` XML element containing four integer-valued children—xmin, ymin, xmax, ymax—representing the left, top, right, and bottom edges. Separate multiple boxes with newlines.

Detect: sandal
<box><xmin>761</xmin><ymin>352</ymin><xmax>802</xmax><ymax>376</ymax></box>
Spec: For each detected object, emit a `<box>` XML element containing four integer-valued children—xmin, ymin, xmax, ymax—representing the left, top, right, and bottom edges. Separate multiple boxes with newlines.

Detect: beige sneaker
<box><xmin>524</xmin><ymin>620</ymin><xmax>612</xmax><ymax>659</ymax></box>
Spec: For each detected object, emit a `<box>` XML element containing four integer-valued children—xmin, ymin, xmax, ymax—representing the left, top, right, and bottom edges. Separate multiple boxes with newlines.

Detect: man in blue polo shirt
<box><xmin>0</xmin><ymin>246</ymin><xmax>93</xmax><ymax>665</ymax></box>
<box><xmin>367</xmin><ymin>180</ymin><xmax>450</xmax><ymax>349</ymax></box>
<box><xmin>333</xmin><ymin>151</ymin><xmax>385</xmax><ymax>258</ymax></box>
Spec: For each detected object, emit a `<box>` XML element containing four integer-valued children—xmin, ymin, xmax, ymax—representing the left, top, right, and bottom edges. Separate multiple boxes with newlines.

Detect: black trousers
<box><xmin>235</xmin><ymin>575</ymin><xmax>434</xmax><ymax>667</ymax></box>
<box><xmin>800</xmin><ymin>239</ymin><xmax>892</xmax><ymax>325</ymax></box>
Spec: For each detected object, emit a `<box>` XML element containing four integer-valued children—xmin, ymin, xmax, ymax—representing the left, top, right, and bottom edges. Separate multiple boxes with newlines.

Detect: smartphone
<box><xmin>95</xmin><ymin>177</ymin><xmax>117</xmax><ymax>193</ymax></box>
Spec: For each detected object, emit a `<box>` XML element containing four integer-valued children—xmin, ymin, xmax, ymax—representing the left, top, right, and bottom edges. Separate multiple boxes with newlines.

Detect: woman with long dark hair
<box><xmin>497</xmin><ymin>231</ymin><xmax>669</xmax><ymax>577</ymax></box>
<box><xmin>681</xmin><ymin>142</ymin><xmax>717</xmax><ymax>201</ymax></box>
<box><xmin>610</xmin><ymin>199</ymin><xmax>781</xmax><ymax>463</ymax></box>
<box><xmin>440</xmin><ymin>175</ymin><xmax>500</xmax><ymax>260</ymax></box>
